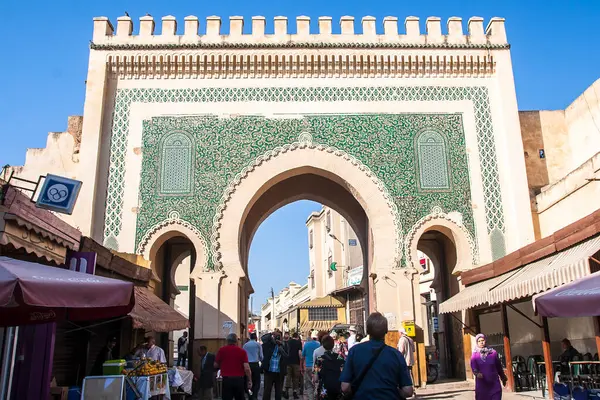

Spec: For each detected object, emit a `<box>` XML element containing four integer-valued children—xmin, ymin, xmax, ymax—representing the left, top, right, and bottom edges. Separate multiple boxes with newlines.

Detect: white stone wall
<box><xmin>306</xmin><ymin>206</ymin><xmax>363</xmax><ymax>297</ymax></box>
<box><xmin>564</xmin><ymin>79</ymin><xmax>600</xmax><ymax>175</ymax></box>
<box><xmin>532</xmin><ymin>79</ymin><xmax>600</xmax><ymax>237</ymax></box>
<box><xmin>537</xmin><ymin>152</ymin><xmax>600</xmax><ymax>237</ymax></box>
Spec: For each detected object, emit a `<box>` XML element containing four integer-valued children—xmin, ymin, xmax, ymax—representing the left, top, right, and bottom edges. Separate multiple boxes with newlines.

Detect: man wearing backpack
<box><xmin>340</xmin><ymin>312</ymin><xmax>414</xmax><ymax>400</ymax></box>
<box><xmin>313</xmin><ymin>335</ymin><xmax>344</xmax><ymax>400</ymax></box>
<box><xmin>397</xmin><ymin>327</ymin><xmax>415</xmax><ymax>383</ymax></box>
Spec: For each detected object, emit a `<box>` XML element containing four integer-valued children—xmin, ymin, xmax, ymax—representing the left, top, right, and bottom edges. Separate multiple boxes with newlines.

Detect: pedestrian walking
<box><xmin>178</xmin><ymin>331</ymin><xmax>189</xmax><ymax>367</ymax></box>
<box><xmin>301</xmin><ymin>331</ymin><xmax>321</xmax><ymax>400</ymax></box>
<box><xmin>261</xmin><ymin>330</ymin><xmax>289</xmax><ymax>400</ymax></box>
<box><xmin>313</xmin><ymin>335</ymin><xmax>345</xmax><ymax>400</ymax></box>
<box><xmin>347</xmin><ymin>326</ymin><xmax>358</xmax><ymax>350</ymax></box>
<box><xmin>243</xmin><ymin>332</ymin><xmax>263</xmax><ymax>400</ymax></box>
<box><xmin>195</xmin><ymin>346</ymin><xmax>216</xmax><ymax>400</ymax></box>
<box><xmin>312</xmin><ymin>331</ymin><xmax>328</xmax><ymax>365</ymax></box>
<box><xmin>471</xmin><ymin>333</ymin><xmax>507</xmax><ymax>400</ymax></box>
<box><xmin>397</xmin><ymin>327</ymin><xmax>415</xmax><ymax>383</ymax></box>
<box><xmin>215</xmin><ymin>333</ymin><xmax>252</xmax><ymax>400</ymax></box>
<box><xmin>340</xmin><ymin>312</ymin><xmax>414</xmax><ymax>400</ymax></box>
<box><xmin>283</xmin><ymin>332</ymin><xmax>303</xmax><ymax>399</ymax></box>
<box><xmin>280</xmin><ymin>332</ymin><xmax>290</xmax><ymax>397</ymax></box>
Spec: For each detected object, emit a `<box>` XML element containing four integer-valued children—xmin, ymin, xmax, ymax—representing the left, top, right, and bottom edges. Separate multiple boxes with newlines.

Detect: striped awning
<box><xmin>300</xmin><ymin>320</ymin><xmax>337</xmax><ymax>334</ymax></box>
<box><xmin>439</xmin><ymin>235</ymin><xmax>600</xmax><ymax>314</ymax></box>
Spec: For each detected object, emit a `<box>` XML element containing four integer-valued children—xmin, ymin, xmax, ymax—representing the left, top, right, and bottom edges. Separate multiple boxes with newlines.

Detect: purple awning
<box><xmin>0</xmin><ymin>256</ymin><xmax>134</xmax><ymax>326</ymax></box>
<box><xmin>533</xmin><ymin>270</ymin><xmax>600</xmax><ymax>318</ymax></box>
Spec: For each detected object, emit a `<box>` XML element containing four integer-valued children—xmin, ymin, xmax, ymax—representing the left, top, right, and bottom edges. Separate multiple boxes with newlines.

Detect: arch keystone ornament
<box><xmin>211</xmin><ymin>128</ymin><xmax>403</xmax><ymax>272</ymax></box>
<box><xmin>405</xmin><ymin>207</ymin><xmax>478</xmax><ymax>274</ymax></box>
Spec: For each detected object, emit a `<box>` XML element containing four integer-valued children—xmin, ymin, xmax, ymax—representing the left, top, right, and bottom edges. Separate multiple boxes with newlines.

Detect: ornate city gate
<box><xmin>52</xmin><ymin>13</ymin><xmax>533</xmax><ymax>376</ymax></box>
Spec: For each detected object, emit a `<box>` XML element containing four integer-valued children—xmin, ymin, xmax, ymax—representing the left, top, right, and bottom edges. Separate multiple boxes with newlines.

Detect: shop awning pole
<box><xmin>594</xmin><ymin>316</ymin><xmax>600</xmax><ymax>356</ymax></box>
<box><xmin>541</xmin><ymin>317</ymin><xmax>554</xmax><ymax>400</ymax></box>
<box><xmin>500</xmin><ymin>304</ymin><xmax>515</xmax><ymax>392</ymax></box>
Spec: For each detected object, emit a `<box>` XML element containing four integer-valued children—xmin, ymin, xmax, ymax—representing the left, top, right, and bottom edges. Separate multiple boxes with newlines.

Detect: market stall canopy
<box><xmin>298</xmin><ymin>295</ymin><xmax>344</xmax><ymax>309</ymax></box>
<box><xmin>0</xmin><ymin>256</ymin><xmax>134</xmax><ymax>326</ymax></box>
<box><xmin>129</xmin><ymin>286</ymin><xmax>189</xmax><ymax>332</ymax></box>
<box><xmin>533</xmin><ymin>270</ymin><xmax>600</xmax><ymax>318</ymax></box>
<box><xmin>300</xmin><ymin>320</ymin><xmax>337</xmax><ymax>333</ymax></box>
<box><xmin>439</xmin><ymin>235</ymin><xmax>600</xmax><ymax>314</ymax></box>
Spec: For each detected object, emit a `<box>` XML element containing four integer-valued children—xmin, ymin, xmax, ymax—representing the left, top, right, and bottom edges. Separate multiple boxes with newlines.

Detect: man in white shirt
<box><xmin>397</xmin><ymin>327</ymin><xmax>415</xmax><ymax>382</ymax></box>
<box><xmin>347</xmin><ymin>326</ymin><xmax>357</xmax><ymax>350</ymax></box>
<box><xmin>142</xmin><ymin>336</ymin><xmax>167</xmax><ymax>363</ymax></box>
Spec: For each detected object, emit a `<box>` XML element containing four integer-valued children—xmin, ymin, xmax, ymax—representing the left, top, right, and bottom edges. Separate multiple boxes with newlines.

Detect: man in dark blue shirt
<box><xmin>340</xmin><ymin>312</ymin><xmax>414</xmax><ymax>399</ymax></box>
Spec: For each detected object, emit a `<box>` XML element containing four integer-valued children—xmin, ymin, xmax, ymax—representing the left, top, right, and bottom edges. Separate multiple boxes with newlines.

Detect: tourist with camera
<box><xmin>261</xmin><ymin>329</ymin><xmax>289</xmax><ymax>400</ymax></box>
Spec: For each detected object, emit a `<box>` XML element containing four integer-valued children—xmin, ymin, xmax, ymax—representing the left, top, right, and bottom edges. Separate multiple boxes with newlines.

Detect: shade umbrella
<box><xmin>533</xmin><ymin>270</ymin><xmax>600</xmax><ymax>318</ymax></box>
<box><xmin>0</xmin><ymin>256</ymin><xmax>135</xmax><ymax>326</ymax></box>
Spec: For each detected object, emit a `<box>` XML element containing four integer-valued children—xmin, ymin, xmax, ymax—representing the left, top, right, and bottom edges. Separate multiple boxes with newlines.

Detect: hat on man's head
<box><xmin>399</xmin><ymin>327</ymin><xmax>407</xmax><ymax>335</ymax></box>
<box><xmin>349</xmin><ymin>326</ymin><xmax>356</xmax><ymax>332</ymax></box>
<box><xmin>311</xmin><ymin>330</ymin><xmax>319</xmax><ymax>339</ymax></box>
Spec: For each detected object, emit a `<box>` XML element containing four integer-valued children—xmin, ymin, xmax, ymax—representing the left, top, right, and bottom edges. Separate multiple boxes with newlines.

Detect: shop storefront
<box><xmin>0</xmin><ymin>182</ymin><xmax>82</xmax><ymax>399</ymax></box>
<box><xmin>0</xmin><ymin>182</ymin><xmax>190</xmax><ymax>399</ymax></box>
<box><xmin>298</xmin><ymin>295</ymin><xmax>346</xmax><ymax>338</ymax></box>
<box><xmin>440</xmin><ymin>209</ymin><xmax>600</xmax><ymax>398</ymax></box>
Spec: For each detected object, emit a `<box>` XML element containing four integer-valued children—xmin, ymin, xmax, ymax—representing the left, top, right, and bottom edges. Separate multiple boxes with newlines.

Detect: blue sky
<box><xmin>1</xmin><ymin>1</ymin><xmax>599</xmax><ymax>312</ymax></box>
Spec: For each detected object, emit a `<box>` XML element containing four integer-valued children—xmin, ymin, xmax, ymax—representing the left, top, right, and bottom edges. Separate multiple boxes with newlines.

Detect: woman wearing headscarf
<box><xmin>470</xmin><ymin>333</ymin><xmax>507</xmax><ymax>400</ymax></box>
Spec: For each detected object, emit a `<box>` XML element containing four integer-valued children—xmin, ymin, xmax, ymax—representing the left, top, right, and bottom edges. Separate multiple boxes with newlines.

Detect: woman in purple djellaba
<box><xmin>470</xmin><ymin>333</ymin><xmax>508</xmax><ymax>400</ymax></box>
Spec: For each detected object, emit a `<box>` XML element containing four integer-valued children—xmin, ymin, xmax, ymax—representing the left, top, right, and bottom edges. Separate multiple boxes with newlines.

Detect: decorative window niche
<box><xmin>159</xmin><ymin>132</ymin><xmax>194</xmax><ymax>196</ymax></box>
<box><xmin>416</xmin><ymin>131</ymin><xmax>451</xmax><ymax>191</ymax></box>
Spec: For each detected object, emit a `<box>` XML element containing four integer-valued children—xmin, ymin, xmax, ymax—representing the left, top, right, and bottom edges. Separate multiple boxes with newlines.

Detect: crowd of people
<box><xmin>193</xmin><ymin>312</ymin><xmax>415</xmax><ymax>400</ymax></box>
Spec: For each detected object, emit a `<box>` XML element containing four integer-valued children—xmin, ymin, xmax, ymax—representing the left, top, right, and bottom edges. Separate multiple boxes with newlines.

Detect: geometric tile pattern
<box><xmin>416</xmin><ymin>131</ymin><xmax>451</xmax><ymax>190</ymax></box>
<box><xmin>135</xmin><ymin>113</ymin><xmax>474</xmax><ymax>270</ymax></box>
<box><xmin>103</xmin><ymin>86</ymin><xmax>506</xmax><ymax>262</ymax></box>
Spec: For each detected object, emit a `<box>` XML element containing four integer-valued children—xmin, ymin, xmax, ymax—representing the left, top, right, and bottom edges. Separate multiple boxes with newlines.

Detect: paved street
<box><xmin>414</xmin><ymin>381</ymin><xmax>545</xmax><ymax>400</ymax></box>
<box><xmin>244</xmin><ymin>379</ymin><xmax>546</xmax><ymax>400</ymax></box>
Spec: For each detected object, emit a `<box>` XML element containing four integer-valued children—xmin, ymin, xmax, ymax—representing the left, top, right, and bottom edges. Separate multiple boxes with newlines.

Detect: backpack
<box><xmin>319</xmin><ymin>352</ymin><xmax>344</xmax><ymax>395</ymax></box>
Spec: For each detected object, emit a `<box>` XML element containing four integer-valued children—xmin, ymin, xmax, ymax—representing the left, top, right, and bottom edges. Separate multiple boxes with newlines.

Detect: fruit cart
<box><xmin>124</xmin><ymin>359</ymin><xmax>171</xmax><ymax>400</ymax></box>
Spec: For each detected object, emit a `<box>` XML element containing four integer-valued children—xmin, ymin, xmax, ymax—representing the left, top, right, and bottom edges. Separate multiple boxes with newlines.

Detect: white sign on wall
<box><xmin>347</xmin><ymin>266</ymin><xmax>363</xmax><ymax>286</ymax></box>
<box><xmin>384</xmin><ymin>312</ymin><xmax>397</xmax><ymax>330</ymax></box>
<box><xmin>222</xmin><ymin>321</ymin><xmax>233</xmax><ymax>336</ymax></box>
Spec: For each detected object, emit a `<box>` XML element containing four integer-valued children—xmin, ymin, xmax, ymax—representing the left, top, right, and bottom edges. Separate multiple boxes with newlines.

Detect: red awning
<box><xmin>533</xmin><ymin>270</ymin><xmax>600</xmax><ymax>318</ymax></box>
<box><xmin>0</xmin><ymin>256</ymin><xmax>134</xmax><ymax>326</ymax></box>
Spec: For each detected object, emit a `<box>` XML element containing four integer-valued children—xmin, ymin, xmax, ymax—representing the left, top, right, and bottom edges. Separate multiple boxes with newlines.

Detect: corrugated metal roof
<box><xmin>438</xmin><ymin>274</ymin><xmax>507</xmax><ymax>314</ymax></box>
<box><xmin>439</xmin><ymin>235</ymin><xmax>600</xmax><ymax>314</ymax></box>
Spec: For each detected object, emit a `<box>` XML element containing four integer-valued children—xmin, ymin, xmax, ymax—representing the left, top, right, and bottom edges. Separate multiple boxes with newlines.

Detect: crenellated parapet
<box><xmin>92</xmin><ymin>15</ymin><xmax>508</xmax><ymax>49</ymax></box>
<box><xmin>92</xmin><ymin>15</ymin><xmax>509</xmax><ymax>79</ymax></box>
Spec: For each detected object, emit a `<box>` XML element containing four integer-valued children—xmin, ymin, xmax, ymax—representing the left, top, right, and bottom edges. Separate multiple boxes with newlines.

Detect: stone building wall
<box><xmin>518</xmin><ymin>78</ymin><xmax>600</xmax><ymax>239</ymax></box>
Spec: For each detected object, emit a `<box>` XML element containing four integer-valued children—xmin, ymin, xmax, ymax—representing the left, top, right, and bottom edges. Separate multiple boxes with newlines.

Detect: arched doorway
<box><xmin>139</xmin><ymin>221</ymin><xmax>209</xmax><ymax>371</ymax></box>
<box><xmin>236</xmin><ymin>171</ymin><xmax>370</xmax><ymax>340</ymax></box>
<box><xmin>406</xmin><ymin>213</ymin><xmax>476</xmax><ymax>381</ymax></box>
<box><xmin>210</xmin><ymin>142</ymin><xmax>405</xmax><ymax>340</ymax></box>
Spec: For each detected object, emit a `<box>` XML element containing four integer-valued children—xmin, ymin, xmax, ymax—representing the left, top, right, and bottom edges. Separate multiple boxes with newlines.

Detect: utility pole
<box><xmin>271</xmin><ymin>287</ymin><xmax>275</xmax><ymax>331</ymax></box>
